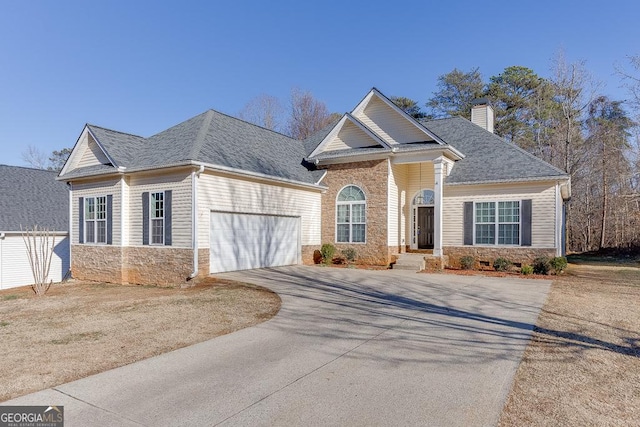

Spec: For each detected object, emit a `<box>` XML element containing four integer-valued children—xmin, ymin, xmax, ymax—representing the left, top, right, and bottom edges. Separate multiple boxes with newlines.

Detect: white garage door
<box><xmin>210</xmin><ymin>212</ymin><xmax>301</xmax><ymax>273</ymax></box>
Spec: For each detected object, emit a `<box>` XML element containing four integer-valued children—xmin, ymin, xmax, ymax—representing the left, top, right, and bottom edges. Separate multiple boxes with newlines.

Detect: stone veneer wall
<box><xmin>320</xmin><ymin>160</ymin><xmax>390</xmax><ymax>265</ymax></box>
<box><xmin>72</xmin><ymin>245</ymin><xmax>211</xmax><ymax>286</ymax></box>
<box><xmin>444</xmin><ymin>246</ymin><xmax>556</xmax><ymax>269</ymax></box>
<box><xmin>301</xmin><ymin>245</ymin><xmax>317</xmax><ymax>265</ymax></box>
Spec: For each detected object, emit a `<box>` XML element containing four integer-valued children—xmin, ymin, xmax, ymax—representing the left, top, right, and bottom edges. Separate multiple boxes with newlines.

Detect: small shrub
<box><xmin>533</xmin><ymin>256</ymin><xmax>551</xmax><ymax>275</ymax></box>
<box><xmin>312</xmin><ymin>250</ymin><xmax>323</xmax><ymax>264</ymax></box>
<box><xmin>320</xmin><ymin>243</ymin><xmax>336</xmax><ymax>264</ymax></box>
<box><xmin>493</xmin><ymin>257</ymin><xmax>512</xmax><ymax>272</ymax></box>
<box><xmin>550</xmin><ymin>256</ymin><xmax>568</xmax><ymax>274</ymax></box>
<box><xmin>342</xmin><ymin>248</ymin><xmax>357</xmax><ymax>264</ymax></box>
<box><xmin>332</xmin><ymin>255</ymin><xmax>346</xmax><ymax>265</ymax></box>
<box><xmin>460</xmin><ymin>255</ymin><xmax>475</xmax><ymax>270</ymax></box>
<box><xmin>521</xmin><ymin>264</ymin><xmax>533</xmax><ymax>275</ymax></box>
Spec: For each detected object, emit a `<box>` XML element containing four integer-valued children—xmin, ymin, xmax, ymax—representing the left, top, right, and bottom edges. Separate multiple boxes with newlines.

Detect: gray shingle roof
<box><xmin>420</xmin><ymin>117</ymin><xmax>568</xmax><ymax>184</ymax></box>
<box><xmin>0</xmin><ymin>165</ymin><xmax>69</xmax><ymax>231</ymax></box>
<box><xmin>65</xmin><ymin>110</ymin><xmax>323</xmax><ymax>185</ymax></box>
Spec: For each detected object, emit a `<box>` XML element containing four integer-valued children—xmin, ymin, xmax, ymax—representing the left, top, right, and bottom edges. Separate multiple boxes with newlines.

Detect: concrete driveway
<box><xmin>5</xmin><ymin>267</ymin><xmax>550</xmax><ymax>426</ymax></box>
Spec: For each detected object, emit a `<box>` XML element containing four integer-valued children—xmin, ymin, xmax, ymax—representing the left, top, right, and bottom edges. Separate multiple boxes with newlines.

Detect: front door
<box><xmin>417</xmin><ymin>207</ymin><xmax>434</xmax><ymax>249</ymax></box>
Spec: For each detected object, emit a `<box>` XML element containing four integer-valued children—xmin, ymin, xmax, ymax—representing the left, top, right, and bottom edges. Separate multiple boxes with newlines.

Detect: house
<box><xmin>57</xmin><ymin>88</ymin><xmax>570</xmax><ymax>285</ymax></box>
<box><xmin>0</xmin><ymin>165</ymin><xmax>70</xmax><ymax>289</ymax></box>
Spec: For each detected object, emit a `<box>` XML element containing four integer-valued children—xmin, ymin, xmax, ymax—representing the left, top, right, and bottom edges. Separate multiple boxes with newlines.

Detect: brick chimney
<box><xmin>471</xmin><ymin>98</ymin><xmax>494</xmax><ymax>133</ymax></box>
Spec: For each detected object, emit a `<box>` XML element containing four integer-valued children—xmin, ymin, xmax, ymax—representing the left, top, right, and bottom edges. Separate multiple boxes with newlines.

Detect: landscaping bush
<box><xmin>342</xmin><ymin>248</ymin><xmax>357</xmax><ymax>264</ymax></box>
<box><xmin>493</xmin><ymin>257</ymin><xmax>512</xmax><ymax>272</ymax></box>
<box><xmin>550</xmin><ymin>256</ymin><xmax>568</xmax><ymax>274</ymax></box>
<box><xmin>533</xmin><ymin>256</ymin><xmax>551</xmax><ymax>275</ymax></box>
<box><xmin>312</xmin><ymin>250</ymin><xmax>323</xmax><ymax>264</ymax></box>
<box><xmin>320</xmin><ymin>243</ymin><xmax>336</xmax><ymax>265</ymax></box>
<box><xmin>460</xmin><ymin>255</ymin><xmax>475</xmax><ymax>270</ymax></box>
<box><xmin>521</xmin><ymin>264</ymin><xmax>534</xmax><ymax>275</ymax></box>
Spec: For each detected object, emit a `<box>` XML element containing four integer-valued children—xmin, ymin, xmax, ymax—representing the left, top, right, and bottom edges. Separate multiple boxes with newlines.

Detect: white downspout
<box><xmin>189</xmin><ymin>165</ymin><xmax>205</xmax><ymax>279</ymax></box>
<box><xmin>0</xmin><ymin>232</ymin><xmax>4</xmax><ymax>288</ymax></box>
<box><xmin>68</xmin><ymin>182</ymin><xmax>73</xmax><ymax>278</ymax></box>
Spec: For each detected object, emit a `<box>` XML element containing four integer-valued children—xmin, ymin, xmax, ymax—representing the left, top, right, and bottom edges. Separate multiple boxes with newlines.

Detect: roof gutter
<box><xmin>189</xmin><ymin>164</ymin><xmax>205</xmax><ymax>280</ymax></box>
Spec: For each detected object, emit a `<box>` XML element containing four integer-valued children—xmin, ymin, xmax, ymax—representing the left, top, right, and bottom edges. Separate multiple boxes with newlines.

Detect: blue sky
<box><xmin>1</xmin><ymin>0</ymin><xmax>639</xmax><ymax>167</ymax></box>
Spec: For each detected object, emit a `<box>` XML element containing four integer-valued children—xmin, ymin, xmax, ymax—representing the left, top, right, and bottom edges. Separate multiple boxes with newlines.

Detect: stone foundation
<box><xmin>444</xmin><ymin>246</ymin><xmax>556</xmax><ymax>269</ymax></box>
<box><xmin>301</xmin><ymin>245</ymin><xmax>317</xmax><ymax>265</ymax></box>
<box><xmin>424</xmin><ymin>255</ymin><xmax>448</xmax><ymax>270</ymax></box>
<box><xmin>72</xmin><ymin>245</ymin><xmax>211</xmax><ymax>287</ymax></box>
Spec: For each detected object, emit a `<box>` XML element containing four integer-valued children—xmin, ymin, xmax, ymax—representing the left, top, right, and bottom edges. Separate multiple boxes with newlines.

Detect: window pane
<box><xmin>352</xmin><ymin>224</ymin><xmax>366</xmax><ymax>243</ymax></box>
<box><xmin>152</xmin><ymin>218</ymin><xmax>163</xmax><ymax>244</ymax></box>
<box><xmin>337</xmin><ymin>185</ymin><xmax>365</xmax><ymax>201</ymax></box>
<box><xmin>337</xmin><ymin>205</ymin><xmax>350</xmax><ymax>223</ymax></box>
<box><xmin>337</xmin><ymin>224</ymin><xmax>350</xmax><ymax>243</ymax></box>
<box><xmin>475</xmin><ymin>202</ymin><xmax>495</xmax><ymax>223</ymax></box>
<box><xmin>96</xmin><ymin>197</ymin><xmax>106</xmax><ymax>220</ymax></box>
<box><xmin>413</xmin><ymin>189</ymin><xmax>435</xmax><ymax>205</ymax></box>
<box><xmin>85</xmin><ymin>198</ymin><xmax>95</xmax><ymax>220</ymax></box>
<box><xmin>96</xmin><ymin>221</ymin><xmax>106</xmax><ymax>243</ymax></box>
<box><xmin>499</xmin><ymin>224</ymin><xmax>519</xmax><ymax>245</ymax></box>
<box><xmin>499</xmin><ymin>201</ymin><xmax>519</xmax><ymax>223</ymax></box>
<box><xmin>152</xmin><ymin>192</ymin><xmax>164</xmax><ymax>219</ymax></box>
<box><xmin>475</xmin><ymin>224</ymin><xmax>494</xmax><ymax>244</ymax></box>
<box><xmin>85</xmin><ymin>220</ymin><xmax>95</xmax><ymax>243</ymax></box>
<box><xmin>351</xmin><ymin>203</ymin><xmax>365</xmax><ymax>223</ymax></box>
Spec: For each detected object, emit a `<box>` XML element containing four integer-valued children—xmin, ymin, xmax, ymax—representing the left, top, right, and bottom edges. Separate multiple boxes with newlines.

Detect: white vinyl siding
<box><xmin>324</xmin><ymin>120</ymin><xmax>381</xmax><ymax>152</ymax></box>
<box><xmin>354</xmin><ymin>97</ymin><xmax>429</xmax><ymax>145</ymax></box>
<box><xmin>77</xmin><ymin>133</ymin><xmax>110</xmax><ymax>168</ymax></box>
<box><xmin>72</xmin><ymin>178</ymin><xmax>121</xmax><ymax>245</ymax></box>
<box><xmin>129</xmin><ymin>172</ymin><xmax>192</xmax><ymax>248</ymax></box>
<box><xmin>388</xmin><ymin>162</ymin><xmax>408</xmax><ymax>247</ymax></box>
<box><xmin>443</xmin><ymin>182</ymin><xmax>557</xmax><ymax>248</ymax></box>
<box><xmin>0</xmin><ymin>234</ymin><xmax>69</xmax><ymax>290</ymax></box>
<box><xmin>197</xmin><ymin>171</ymin><xmax>322</xmax><ymax>248</ymax></box>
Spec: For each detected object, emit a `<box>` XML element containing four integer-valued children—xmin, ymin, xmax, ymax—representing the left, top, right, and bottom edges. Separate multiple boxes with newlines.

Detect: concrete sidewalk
<box><xmin>5</xmin><ymin>267</ymin><xmax>550</xmax><ymax>426</ymax></box>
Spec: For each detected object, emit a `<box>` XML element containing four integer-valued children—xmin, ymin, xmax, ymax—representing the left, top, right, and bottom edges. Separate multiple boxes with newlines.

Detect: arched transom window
<box><xmin>413</xmin><ymin>189</ymin><xmax>435</xmax><ymax>205</ymax></box>
<box><xmin>336</xmin><ymin>185</ymin><xmax>366</xmax><ymax>243</ymax></box>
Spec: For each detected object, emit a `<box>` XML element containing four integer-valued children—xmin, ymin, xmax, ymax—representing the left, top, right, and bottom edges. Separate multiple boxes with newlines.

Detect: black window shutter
<box><xmin>106</xmin><ymin>195</ymin><xmax>113</xmax><ymax>245</ymax></box>
<box><xmin>78</xmin><ymin>197</ymin><xmax>84</xmax><ymax>244</ymax></box>
<box><xmin>521</xmin><ymin>199</ymin><xmax>532</xmax><ymax>246</ymax></box>
<box><xmin>463</xmin><ymin>201</ymin><xmax>473</xmax><ymax>245</ymax></box>
<box><xmin>142</xmin><ymin>192</ymin><xmax>149</xmax><ymax>245</ymax></box>
<box><xmin>164</xmin><ymin>190</ymin><xmax>172</xmax><ymax>246</ymax></box>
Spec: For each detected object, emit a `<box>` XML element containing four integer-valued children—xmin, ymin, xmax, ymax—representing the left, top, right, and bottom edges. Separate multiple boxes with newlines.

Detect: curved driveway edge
<box><xmin>4</xmin><ymin>267</ymin><xmax>550</xmax><ymax>426</ymax></box>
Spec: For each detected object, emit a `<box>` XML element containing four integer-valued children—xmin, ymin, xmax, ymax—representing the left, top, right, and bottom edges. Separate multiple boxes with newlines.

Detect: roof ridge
<box><xmin>190</xmin><ymin>110</ymin><xmax>215</xmax><ymax>160</ymax></box>
<box><xmin>0</xmin><ymin>164</ymin><xmax>58</xmax><ymax>174</ymax></box>
<box><xmin>86</xmin><ymin>124</ymin><xmax>145</xmax><ymax>139</ymax></box>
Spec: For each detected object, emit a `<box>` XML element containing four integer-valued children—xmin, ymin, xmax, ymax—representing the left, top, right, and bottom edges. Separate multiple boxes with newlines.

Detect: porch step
<box><xmin>393</xmin><ymin>253</ymin><xmax>426</xmax><ymax>271</ymax></box>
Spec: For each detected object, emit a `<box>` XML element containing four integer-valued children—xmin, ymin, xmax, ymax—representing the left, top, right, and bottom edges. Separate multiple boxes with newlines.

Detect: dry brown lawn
<box><xmin>499</xmin><ymin>262</ymin><xmax>640</xmax><ymax>427</ymax></box>
<box><xmin>0</xmin><ymin>278</ymin><xmax>280</xmax><ymax>402</ymax></box>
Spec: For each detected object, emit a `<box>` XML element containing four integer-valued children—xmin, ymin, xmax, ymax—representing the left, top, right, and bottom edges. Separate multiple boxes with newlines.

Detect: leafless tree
<box><xmin>22</xmin><ymin>145</ymin><xmax>49</xmax><ymax>170</ymax></box>
<box><xmin>287</xmin><ymin>88</ymin><xmax>336</xmax><ymax>140</ymax></box>
<box><xmin>238</xmin><ymin>94</ymin><xmax>284</xmax><ymax>131</ymax></box>
<box><xmin>21</xmin><ymin>226</ymin><xmax>56</xmax><ymax>296</ymax></box>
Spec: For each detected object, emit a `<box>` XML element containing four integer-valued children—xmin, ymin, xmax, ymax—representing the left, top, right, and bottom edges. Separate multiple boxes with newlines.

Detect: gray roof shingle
<box><xmin>65</xmin><ymin>110</ymin><xmax>324</xmax><ymax>185</ymax></box>
<box><xmin>420</xmin><ymin>117</ymin><xmax>569</xmax><ymax>184</ymax></box>
<box><xmin>0</xmin><ymin>165</ymin><xmax>69</xmax><ymax>231</ymax></box>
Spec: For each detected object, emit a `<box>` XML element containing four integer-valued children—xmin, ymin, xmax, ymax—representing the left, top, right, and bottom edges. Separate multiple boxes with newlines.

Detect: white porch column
<box><xmin>433</xmin><ymin>157</ymin><xmax>445</xmax><ymax>256</ymax></box>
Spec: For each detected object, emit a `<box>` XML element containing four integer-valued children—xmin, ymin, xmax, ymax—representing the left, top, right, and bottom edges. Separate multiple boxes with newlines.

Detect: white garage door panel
<box><xmin>210</xmin><ymin>212</ymin><xmax>300</xmax><ymax>273</ymax></box>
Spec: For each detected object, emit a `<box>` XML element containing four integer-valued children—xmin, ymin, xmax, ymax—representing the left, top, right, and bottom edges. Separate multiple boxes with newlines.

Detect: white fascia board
<box><xmin>308</xmin><ymin>114</ymin><xmax>348</xmax><ymax>158</ymax></box>
<box><xmin>59</xmin><ymin>126</ymin><xmax>89</xmax><ymax>177</ymax></box>
<box><xmin>390</xmin><ymin>147</ymin><xmax>463</xmax><ymax>164</ymax></box>
<box><xmin>315</xmin><ymin>170</ymin><xmax>328</xmax><ymax>186</ymax></box>
<box><xmin>445</xmin><ymin>175</ymin><xmax>571</xmax><ymax>186</ymax></box>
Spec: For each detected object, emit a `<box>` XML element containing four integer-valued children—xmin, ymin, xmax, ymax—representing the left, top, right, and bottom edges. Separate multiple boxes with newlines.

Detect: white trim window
<box><xmin>474</xmin><ymin>201</ymin><xmax>520</xmax><ymax>245</ymax></box>
<box><xmin>150</xmin><ymin>192</ymin><xmax>164</xmax><ymax>245</ymax></box>
<box><xmin>336</xmin><ymin>185</ymin><xmax>366</xmax><ymax>243</ymax></box>
<box><xmin>85</xmin><ymin>196</ymin><xmax>107</xmax><ymax>244</ymax></box>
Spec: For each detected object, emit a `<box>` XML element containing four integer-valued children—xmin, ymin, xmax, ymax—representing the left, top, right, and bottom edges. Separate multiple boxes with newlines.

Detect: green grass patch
<box><xmin>2</xmin><ymin>294</ymin><xmax>19</xmax><ymax>301</ymax></box>
<box><xmin>0</xmin><ymin>321</ymin><xmax>9</xmax><ymax>327</ymax></box>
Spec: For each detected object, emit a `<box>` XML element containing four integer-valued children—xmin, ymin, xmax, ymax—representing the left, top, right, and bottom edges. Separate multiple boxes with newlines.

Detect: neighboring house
<box><xmin>58</xmin><ymin>88</ymin><xmax>570</xmax><ymax>285</ymax></box>
<box><xmin>0</xmin><ymin>165</ymin><xmax>70</xmax><ymax>289</ymax></box>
